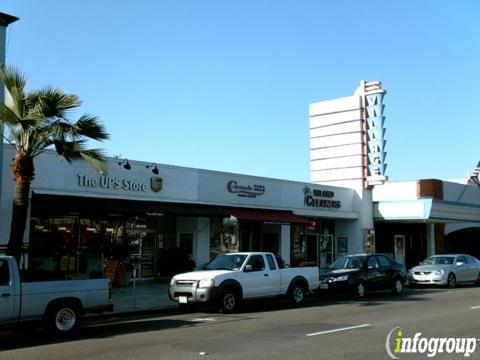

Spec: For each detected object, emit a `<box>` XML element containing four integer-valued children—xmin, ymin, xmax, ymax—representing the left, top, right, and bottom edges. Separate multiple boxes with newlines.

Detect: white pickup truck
<box><xmin>0</xmin><ymin>256</ymin><xmax>113</xmax><ymax>334</ymax></box>
<box><xmin>168</xmin><ymin>252</ymin><xmax>320</xmax><ymax>313</ymax></box>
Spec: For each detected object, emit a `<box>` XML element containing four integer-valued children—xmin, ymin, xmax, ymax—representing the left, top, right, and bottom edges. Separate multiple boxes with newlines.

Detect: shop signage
<box><xmin>363</xmin><ymin>82</ymin><xmax>388</xmax><ymax>186</ymax></box>
<box><xmin>76</xmin><ymin>174</ymin><xmax>162</xmax><ymax>193</ymax></box>
<box><xmin>151</xmin><ymin>176</ymin><xmax>163</xmax><ymax>193</ymax></box>
<box><xmin>227</xmin><ymin>180</ymin><xmax>265</xmax><ymax>198</ymax></box>
<box><xmin>303</xmin><ymin>186</ymin><xmax>341</xmax><ymax>209</ymax></box>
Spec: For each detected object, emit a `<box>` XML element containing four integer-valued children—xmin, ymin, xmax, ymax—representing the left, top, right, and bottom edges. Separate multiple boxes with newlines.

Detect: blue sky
<box><xmin>2</xmin><ymin>1</ymin><xmax>479</xmax><ymax>182</ymax></box>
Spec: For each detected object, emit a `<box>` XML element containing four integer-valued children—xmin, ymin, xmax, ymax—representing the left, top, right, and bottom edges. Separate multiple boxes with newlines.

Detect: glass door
<box><xmin>141</xmin><ymin>231</ymin><xmax>155</xmax><ymax>278</ymax></box>
<box><xmin>125</xmin><ymin>218</ymin><xmax>155</xmax><ymax>280</ymax></box>
<box><xmin>394</xmin><ymin>235</ymin><xmax>406</xmax><ymax>264</ymax></box>
<box><xmin>319</xmin><ymin>234</ymin><xmax>334</xmax><ymax>270</ymax></box>
<box><xmin>305</xmin><ymin>234</ymin><xmax>318</xmax><ymax>266</ymax></box>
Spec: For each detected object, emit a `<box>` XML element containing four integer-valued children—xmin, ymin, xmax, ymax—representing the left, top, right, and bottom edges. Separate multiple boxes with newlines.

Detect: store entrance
<box><xmin>125</xmin><ymin>219</ymin><xmax>155</xmax><ymax>279</ymax></box>
<box><xmin>319</xmin><ymin>234</ymin><xmax>334</xmax><ymax>270</ymax></box>
<box><xmin>304</xmin><ymin>234</ymin><xmax>334</xmax><ymax>269</ymax></box>
<box><xmin>305</xmin><ymin>234</ymin><xmax>318</xmax><ymax>266</ymax></box>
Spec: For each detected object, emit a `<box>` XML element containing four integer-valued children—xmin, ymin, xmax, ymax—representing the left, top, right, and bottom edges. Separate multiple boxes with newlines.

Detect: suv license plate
<box><xmin>319</xmin><ymin>284</ymin><xmax>329</xmax><ymax>290</ymax></box>
<box><xmin>179</xmin><ymin>296</ymin><xmax>188</xmax><ymax>304</ymax></box>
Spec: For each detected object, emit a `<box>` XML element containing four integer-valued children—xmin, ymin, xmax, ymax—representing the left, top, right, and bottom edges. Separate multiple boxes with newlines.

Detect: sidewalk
<box><xmin>110</xmin><ymin>282</ymin><xmax>177</xmax><ymax>314</ymax></box>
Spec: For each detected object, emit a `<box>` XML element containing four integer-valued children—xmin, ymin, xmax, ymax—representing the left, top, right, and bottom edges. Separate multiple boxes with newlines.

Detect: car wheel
<box><xmin>355</xmin><ymin>282</ymin><xmax>366</xmax><ymax>299</ymax></box>
<box><xmin>46</xmin><ymin>302</ymin><xmax>81</xmax><ymax>335</ymax></box>
<box><xmin>476</xmin><ymin>273</ymin><xmax>480</xmax><ymax>286</ymax></box>
<box><xmin>447</xmin><ymin>273</ymin><xmax>456</xmax><ymax>288</ymax></box>
<box><xmin>289</xmin><ymin>282</ymin><xmax>306</xmax><ymax>306</ymax></box>
<box><xmin>391</xmin><ymin>279</ymin><xmax>404</xmax><ymax>295</ymax></box>
<box><xmin>219</xmin><ymin>288</ymin><xmax>239</xmax><ymax>314</ymax></box>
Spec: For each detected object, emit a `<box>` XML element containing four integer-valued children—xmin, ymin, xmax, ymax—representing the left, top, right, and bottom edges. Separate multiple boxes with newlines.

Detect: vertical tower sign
<box><xmin>360</xmin><ymin>81</ymin><xmax>388</xmax><ymax>187</ymax></box>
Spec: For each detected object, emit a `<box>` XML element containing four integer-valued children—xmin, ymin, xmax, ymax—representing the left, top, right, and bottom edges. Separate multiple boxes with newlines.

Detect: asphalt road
<box><xmin>1</xmin><ymin>286</ymin><xmax>480</xmax><ymax>360</ymax></box>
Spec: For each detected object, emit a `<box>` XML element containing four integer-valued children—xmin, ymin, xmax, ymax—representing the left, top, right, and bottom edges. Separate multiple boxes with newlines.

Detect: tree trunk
<box><xmin>7</xmin><ymin>153</ymin><xmax>35</xmax><ymax>265</ymax></box>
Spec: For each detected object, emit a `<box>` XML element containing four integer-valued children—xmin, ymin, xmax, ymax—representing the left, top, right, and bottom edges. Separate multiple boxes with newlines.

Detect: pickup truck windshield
<box><xmin>204</xmin><ymin>254</ymin><xmax>248</xmax><ymax>271</ymax></box>
<box><xmin>329</xmin><ymin>256</ymin><xmax>366</xmax><ymax>270</ymax></box>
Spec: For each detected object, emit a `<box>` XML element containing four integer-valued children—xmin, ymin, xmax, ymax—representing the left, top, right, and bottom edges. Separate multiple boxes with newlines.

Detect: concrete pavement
<box><xmin>110</xmin><ymin>282</ymin><xmax>177</xmax><ymax>314</ymax></box>
<box><xmin>1</xmin><ymin>285</ymin><xmax>480</xmax><ymax>359</ymax></box>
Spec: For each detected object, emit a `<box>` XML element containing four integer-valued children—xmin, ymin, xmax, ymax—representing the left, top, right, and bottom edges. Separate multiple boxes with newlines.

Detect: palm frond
<box><xmin>54</xmin><ymin>139</ymin><xmax>87</xmax><ymax>161</ymax></box>
<box><xmin>73</xmin><ymin>114</ymin><xmax>110</xmax><ymax>141</ymax></box>
<box><xmin>0</xmin><ymin>104</ymin><xmax>22</xmax><ymax>127</ymax></box>
<box><xmin>26</xmin><ymin>87</ymin><xmax>81</xmax><ymax>119</ymax></box>
<box><xmin>0</xmin><ymin>65</ymin><xmax>26</xmax><ymax>118</ymax></box>
<box><xmin>58</xmin><ymin>141</ymin><xmax>108</xmax><ymax>173</ymax></box>
<box><xmin>3</xmin><ymin>65</ymin><xmax>110</xmax><ymax>176</ymax></box>
<box><xmin>79</xmin><ymin>149</ymin><xmax>108</xmax><ymax>174</ymax></box>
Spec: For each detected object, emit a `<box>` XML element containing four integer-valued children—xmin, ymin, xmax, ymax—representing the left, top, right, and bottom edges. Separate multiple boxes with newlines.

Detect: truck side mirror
<box><xmin>244</xmin><ymin>264</ymin><xmax>253</xmax><ymax>272</ymax></box>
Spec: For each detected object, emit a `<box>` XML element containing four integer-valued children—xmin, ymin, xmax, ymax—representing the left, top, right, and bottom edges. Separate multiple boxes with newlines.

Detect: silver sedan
<box><xmin>408</xmin><ymin>254</ymin><xmax>480</xmax><ymax>288</ymax></box>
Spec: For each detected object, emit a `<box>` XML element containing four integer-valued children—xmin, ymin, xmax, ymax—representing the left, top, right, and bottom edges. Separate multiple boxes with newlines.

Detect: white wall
<box><xmin>176</xmin><ymin>217</ymin><xmax>211</xmax><ymax>270</ymax></box>
<box><xmin>373</xmin><ymin>181</ymin><xmax>418</xmax><ymax>201</ymax></box>
<box><xmin>309</xmin><ymin>85</ymin><xmax>381</xmax><ymax>254</ymax></box>
<box><xmin>0</xmin><ymin>144</ymin><xmax>361</xmax><ymax>245</ymax></box>
<box><xmin>335</xmin><ymin>219</ymin><xmax>364</xmax><ymax>255</ymax></box>
<box><xmin>280</xmin><ymin>225</ymin><xmax>290</xmax><ymax>265</ymax></box>
<box><xmin>309</xmin><ymin>95</ymin><xmax>364</xmax><ymax>185</ymax></box>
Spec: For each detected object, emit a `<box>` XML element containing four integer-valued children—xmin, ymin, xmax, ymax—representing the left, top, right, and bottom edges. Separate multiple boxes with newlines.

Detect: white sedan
<box><xmin>408</xmin><ymin>254</ymin><xmax>480</xmax><ymax>288</ymax></box>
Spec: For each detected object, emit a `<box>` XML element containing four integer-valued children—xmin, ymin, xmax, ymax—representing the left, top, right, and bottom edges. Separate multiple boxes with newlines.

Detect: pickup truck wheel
<box><xmin>219</xmin><ymin>288</ymin><xmax>239</xmax><ymax>314</ymax></box>
<box><xmin>47</xmin><ymin>303</ymin><xmax>81</xmax><ymax>335</ymax></box>
<box><xmin>289</xmin><ymin>283</ymin><xmax>306</xmax><ymax>306</ymax></box>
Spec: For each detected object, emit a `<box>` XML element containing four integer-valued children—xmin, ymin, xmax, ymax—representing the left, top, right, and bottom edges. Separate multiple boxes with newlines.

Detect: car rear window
<box><xmin>0</xmin><ymin>260</ymin><xmax>10</xmax><ymax>286</ymax></box>
<box><xmin>377</xmin><ymin>255</ymin><xmax>391</xmax><ymax>267</ymax></box>
<box><xmin>266</xmin><ymin>254</ymin><xmax>277</xmax><ymax>270</ymax></box>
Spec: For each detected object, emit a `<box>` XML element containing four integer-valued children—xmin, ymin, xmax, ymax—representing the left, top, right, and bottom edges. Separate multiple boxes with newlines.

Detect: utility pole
<box><xmin>0</xmin><ymin>12</ymin><xmax>19</xmax><ymax>198</ymax></box>
<box><xmin>0</xmin><ymin>13</ymin><xmax>19</xmax><ymax>252</ymax></box>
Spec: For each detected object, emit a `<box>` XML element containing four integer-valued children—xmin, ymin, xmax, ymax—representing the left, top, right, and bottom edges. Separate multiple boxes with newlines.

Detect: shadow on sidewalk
<box><xmin>0</xmin><ymin>312</ymin><xmax>249</xmax><ymax>352</ymax></box>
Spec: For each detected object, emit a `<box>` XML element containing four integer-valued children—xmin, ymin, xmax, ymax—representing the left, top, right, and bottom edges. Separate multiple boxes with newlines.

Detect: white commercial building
<box><xmin>1</xmin><ymin>75</ymin><xmax>480</xmax><ymax>279</ymax></box>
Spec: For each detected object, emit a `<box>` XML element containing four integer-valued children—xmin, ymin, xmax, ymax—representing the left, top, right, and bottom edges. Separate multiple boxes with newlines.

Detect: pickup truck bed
<box><xmin>0</xmin><ymin>256</ymin><xmax>113</xmax><ymax>334</ymax></box>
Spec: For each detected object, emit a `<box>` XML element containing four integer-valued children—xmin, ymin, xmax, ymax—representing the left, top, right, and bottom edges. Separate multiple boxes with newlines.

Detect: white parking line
<box><xmin>471</xmin><ymin>306</ymin><xmax>480</xmax><ymax>310</ymax></box>
<box><xmin>306</xmin><ymin>324</ymin><xmax>371</xmax><ymax>337</ymax></box>
<box><xmin>189</xmin><ymin>318</ymin><xmax>217</xmax><ymax>322</ymax></box>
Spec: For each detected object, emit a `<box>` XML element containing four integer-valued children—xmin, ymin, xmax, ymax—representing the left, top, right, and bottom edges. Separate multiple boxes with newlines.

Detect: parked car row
<box><xmin>318</xmin><ymin>253</ymin><xmax>406</xmax><ymax>298</ymax></box>
<box><xmin>408</xmin><ymin>254</ymin><xmax>480</xmax><ymax>288</ymax></box>
<box><xmin>169</xmin><ymin>252</ymin><xmax>480</xmax><ymax>313</ymax></box>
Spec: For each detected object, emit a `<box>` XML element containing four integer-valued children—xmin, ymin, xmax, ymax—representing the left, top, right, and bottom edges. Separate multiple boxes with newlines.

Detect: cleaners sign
<box><xmin>303</xmin><ymin>186</ymin><xmax>341</xmax><ymax>209</ymax></box>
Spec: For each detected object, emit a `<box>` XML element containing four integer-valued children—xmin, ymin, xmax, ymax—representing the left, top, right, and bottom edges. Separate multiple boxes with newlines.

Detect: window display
<box><xmin>210</xmin><ymin>217</ymin><xmax>239</xmax><ymax>259</ymax></box>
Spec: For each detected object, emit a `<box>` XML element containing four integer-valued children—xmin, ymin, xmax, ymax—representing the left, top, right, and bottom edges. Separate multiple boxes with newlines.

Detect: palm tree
<box><xmin>0</xmin><ymin>65</ymin><xmax>109</xmax><ymax>263</ymax></box>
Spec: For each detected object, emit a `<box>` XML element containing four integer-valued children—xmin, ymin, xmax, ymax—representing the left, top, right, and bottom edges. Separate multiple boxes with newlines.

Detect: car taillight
<box><xmin>108</xmin><ymin>281</ymin><xmax>112</xmax><ymax>300</ymax></box>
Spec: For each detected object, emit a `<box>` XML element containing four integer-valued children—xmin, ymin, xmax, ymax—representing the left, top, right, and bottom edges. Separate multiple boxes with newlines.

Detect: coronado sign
<box><xmin>227</xmin><ymin>180</ymin><xmax>265</xmax><ymax>198</ymax></box>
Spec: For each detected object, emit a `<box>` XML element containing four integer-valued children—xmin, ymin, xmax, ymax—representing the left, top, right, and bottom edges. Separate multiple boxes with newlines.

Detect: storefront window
<box><xmin>290</xmin><ymin>224</ymin><xmax>306</xmax><ymax>267</ymax></box>
<box><xmin>29</xmin><ymin>216</ymin><xmax>78</xmax><ymax>278</ymax></box>
<box><xmin>210</xmin><ymin>217</ymin><xmax>239</xmax><ymax>259</ymax></box>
